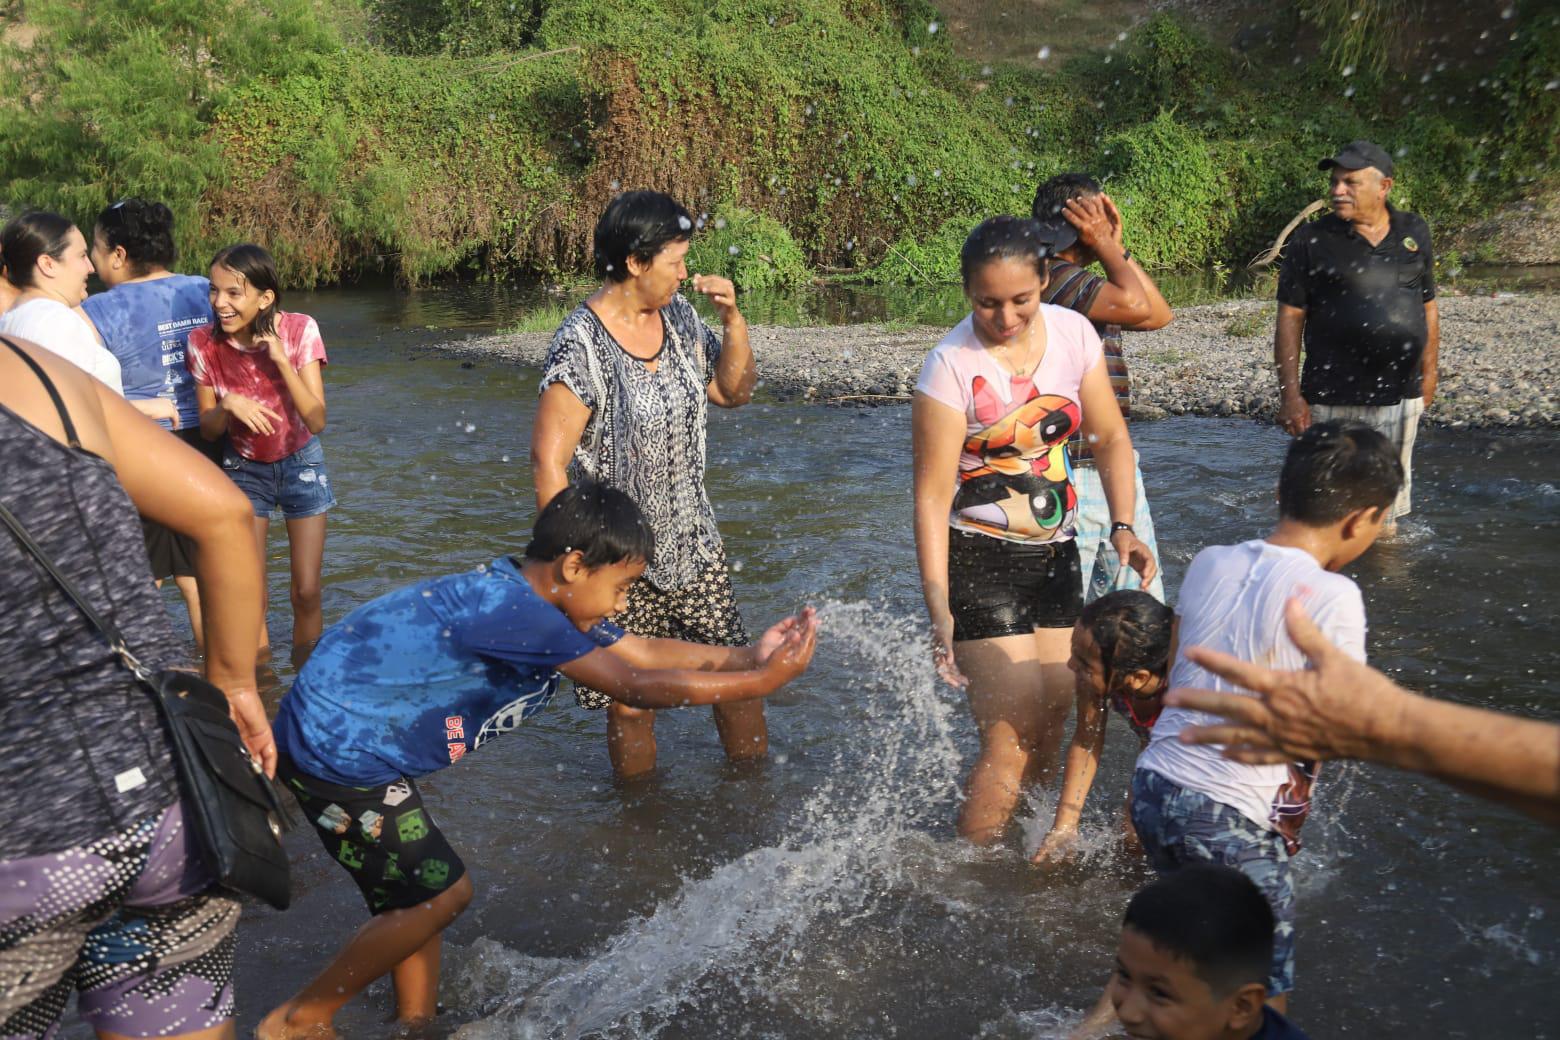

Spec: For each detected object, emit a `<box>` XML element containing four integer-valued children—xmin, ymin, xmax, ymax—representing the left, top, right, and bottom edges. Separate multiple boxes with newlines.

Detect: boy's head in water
<box><xmin>1275</xmin><ymin>420</ymin><xmax>1402</xmax><ymax>568</ymax></box>
<box><xmin>1110</xmin><ymin>866</ymin><xmax>1274</xmax><ymax>1040</ymax></box>
<box><xmin>523</xmin><ymin>482</ymin><xmax>654</xmax><ymax>631</ymax></box>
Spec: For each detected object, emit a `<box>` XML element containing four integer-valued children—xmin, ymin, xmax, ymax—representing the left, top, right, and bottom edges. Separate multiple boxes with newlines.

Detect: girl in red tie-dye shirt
<box><xmin>189</xmin><ymin>243</ymin><xmax>332</xmax><ymax>668</ymax></box>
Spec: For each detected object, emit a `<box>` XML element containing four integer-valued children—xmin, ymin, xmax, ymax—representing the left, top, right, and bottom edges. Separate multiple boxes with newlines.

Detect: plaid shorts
<box><xmin>574</xmin><ymin>557</ymin><xmax>749</xmax><ymax>709</ymax></box>
<box><xmin>1311</xmin><ymin>397</ymin><xmax>1423</xmax><ymax>521</ymax></box>
<box><xmin>1130</xmin><ymin>769</ymin><xmax>1297</xmax><ymax>995</ymax></box>
<box><xmin>1072</xmin><ymin>450</ymin><xmax>1166</xmax><ymax>605</ymax></box>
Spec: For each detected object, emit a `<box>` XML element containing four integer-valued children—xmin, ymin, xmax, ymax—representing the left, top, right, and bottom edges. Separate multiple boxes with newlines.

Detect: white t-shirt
<box><xmin>915</xmin><ymin>305</ymin><xmax>1102</xmax><ymax>544</ymax></box>
<box><xmin>1137</xmin><ymin>540</ymin><xmax>1367</xmax><ymax>832</ymax></box>
<box><xmin>0</xmin><ymin>298</ymin><xmax>124</xmax><ymax>395</ymax></box>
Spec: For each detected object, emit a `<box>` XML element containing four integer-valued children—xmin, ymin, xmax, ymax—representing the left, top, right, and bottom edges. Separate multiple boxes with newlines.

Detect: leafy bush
<box><xmin>1098</xmin><ymin>113</ymin><xmax>1231</xmax><ymax>269</ymax></box>
<box><xmin>686</xmin><ymin>206</ymin><xmax>810</xmax><ymax>291</ymax></box>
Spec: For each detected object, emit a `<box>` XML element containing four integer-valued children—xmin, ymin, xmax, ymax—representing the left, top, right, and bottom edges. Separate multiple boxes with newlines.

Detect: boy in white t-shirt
<box><xmin>1132</xmin><ymin>420</ymin><xmax>1402</xmax><ymax>1010</ymax></box>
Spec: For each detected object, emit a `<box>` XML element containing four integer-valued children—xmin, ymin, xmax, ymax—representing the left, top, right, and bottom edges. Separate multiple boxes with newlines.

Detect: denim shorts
<box><xmin>223</xmin><ymin>435</ymin><xmax>336</xmax><ymax>520</ymax></box>
<box><xmin>1130</xmin><ymin>768</ymin><xmax>1297</xmax><ymax>995</ymax></box>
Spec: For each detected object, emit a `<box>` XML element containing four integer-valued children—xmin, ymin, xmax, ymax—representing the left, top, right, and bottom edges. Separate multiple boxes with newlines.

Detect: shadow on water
<box><xmin>116</xmin><ymin>289</ymin><xmax>1560</xmax><ymax>1040</ymax></box>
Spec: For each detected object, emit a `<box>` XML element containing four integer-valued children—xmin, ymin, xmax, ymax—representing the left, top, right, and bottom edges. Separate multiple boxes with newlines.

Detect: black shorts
<box><xmin>948</xmin><ymin>529</ymin><xmax>1083</xmax><ymax>641</ymax></box>
<box><xmin>278</xmin><ymin>755</ymin><xmax>466</xmax><ymax>915</ymax></box>
<box><xmin>141</xmin><ymin>429</ymin><xmax>224</xmax><ymax>580</ymax></box>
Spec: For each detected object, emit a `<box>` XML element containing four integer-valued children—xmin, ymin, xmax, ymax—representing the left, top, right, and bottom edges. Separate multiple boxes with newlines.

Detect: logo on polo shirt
<box><xmin>1403</xmin><ymin>236</ymin><xmax>1419</xmax><ymax>252</ymax></box>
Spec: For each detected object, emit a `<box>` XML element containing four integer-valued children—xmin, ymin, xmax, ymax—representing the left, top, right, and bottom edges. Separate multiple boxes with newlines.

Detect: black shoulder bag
<box><xmin>0</xmin><ymin>336</ymin><xmax>291</xmax><ymax>909</ymax></box>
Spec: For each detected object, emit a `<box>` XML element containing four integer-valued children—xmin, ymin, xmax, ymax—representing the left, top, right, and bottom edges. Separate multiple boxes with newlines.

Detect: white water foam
<box><xmin>451</xmin><ymin>601</ymin><xmax>968</xmax><ymax>1039</ymax></box>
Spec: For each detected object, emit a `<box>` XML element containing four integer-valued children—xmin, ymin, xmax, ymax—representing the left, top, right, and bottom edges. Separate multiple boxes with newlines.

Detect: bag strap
<box><xmin>0</xmin><ymin>335</ymin><xmax>83</xmax><ymax>448</ymax></box>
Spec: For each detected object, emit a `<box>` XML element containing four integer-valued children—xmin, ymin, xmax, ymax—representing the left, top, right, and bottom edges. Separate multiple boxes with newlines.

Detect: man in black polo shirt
<box><xmin>1274</xmin><ymin>140</ymin><xmax>1439</xmax><ymax>525</ymax></box>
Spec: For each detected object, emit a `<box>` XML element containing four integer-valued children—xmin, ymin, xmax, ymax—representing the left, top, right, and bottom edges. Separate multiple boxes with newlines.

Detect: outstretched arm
<box><xmin>1035</xmin><ymin>687</ymin><xmax>1108</xmax><ymax>864</ymax></box>
<box><xmin>559</xmin><ymin>621</ymin><xmax>816</xmax><ymax>710</ymax></box>
<box><xmin>1167</xmin><ymin>598</ymin><xmax>1560</xmax><ymax>827</ymax></box>
<box><xmin>608</xmin><ymin>609</ymin><xmax>818</xmax><ymax>673</ymax></box>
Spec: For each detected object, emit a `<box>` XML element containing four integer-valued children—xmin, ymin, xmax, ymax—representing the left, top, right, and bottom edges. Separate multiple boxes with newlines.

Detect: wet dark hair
<box><xmin>209</xmin><ymin>243</ymin><xmax>282</xmax><ymax>338</ymax></box>
<box><xmin>1031</xmin><ymin>172</ymin><xmax>1102</xmax><ymax>223</ymax></box>
<box><xmin>1278</xmin><ymin>420</ymin><xmax>1402</xmax><ymax>525</ymax></box>
<box><xmin>959</xmin><ymin>215</ymin><xmax>1051</xmax><ymax>287</ymax></box>
<box><xmin>1080</xmin><ymin>589</ymin><xmax>1173</xmax><ymax>692</ymax></box>
<box><xmin>1122</xmin><ymin>865</ymin><xmax>1275</xmax><ymax>997</ymax></box>
<box><xmin>0</xmin><ymin>211</ymin><xmax>78</xmax><ymax>289</ymax></box>
<box><xmin>592</xmin><ymin>190</ymin><xmax>694</xmax><ymax>283</ymax></box>
<box><xmin>94</xmin><ymin>198</ymin><xmax>177</xmax><ymax>274</ymax></box>
<box><xmin>524</xmin><ymin>481</ymin><xmax>655</xmax><ymax>568</ymax></box>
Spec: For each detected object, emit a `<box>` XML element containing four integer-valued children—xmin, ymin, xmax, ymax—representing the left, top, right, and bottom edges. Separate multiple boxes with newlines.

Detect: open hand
<box><xmin>1166</xmin><ymin>598</ymin><xmax>1400</xmax><ymax>764</ymax></box>
<box><xmin>691</xmin><ymin>273</ymin><xmax>742</xmax><ymax>323</ymax></box>
<box><xmin>755</xmin><ymin>607</ymin><xmax>818</xmax><ymax>665</ymax></box>
<box><xmin>1099</xmin><ymin>193</ymin><xmax>1126</xmax><ymax>246</ymax></box>
<box><xmin>1031</xmin><ymin>826</ymin><xmax>1080</xmax><ymax>866</ymax></box>
<box><xmin>222</xmin><ymin>393</ymin><xmax>285</xmax><ymax>435</ymax></box>
<box><xmin>763</xmin><ymin>622</ymin><xmax>818</xmax><ymax>684</ymax></box>
<box><xmin>1063</xmin><ymin>195</ymin><xmax>1115</xmax><ymax>254</ymax></box>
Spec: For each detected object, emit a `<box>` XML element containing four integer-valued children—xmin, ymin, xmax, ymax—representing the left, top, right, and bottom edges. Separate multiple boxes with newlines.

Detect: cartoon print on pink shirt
<box><xmin>953</xmin><ymin>375</ymin><xmax>1080</xmax><ymax>540</ymax></box>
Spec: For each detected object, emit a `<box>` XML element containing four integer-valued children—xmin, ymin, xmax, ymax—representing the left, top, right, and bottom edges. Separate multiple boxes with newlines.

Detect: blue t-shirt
<box><xmin>274</xmin><ymin>556</ymin><xmax>623</xmax><ymax>785</ymax></box>
<box><xmin>81</xmin><ymin>275</ymin><xmax>212</xmax><ymax>429</ymax></box>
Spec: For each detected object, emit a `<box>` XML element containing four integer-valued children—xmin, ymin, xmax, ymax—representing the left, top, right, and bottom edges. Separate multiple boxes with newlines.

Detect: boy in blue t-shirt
<box><xmin>1109</xmin><ymin>866</ymin><xmax>1312</xmax><ymax>1040</ymax></box>
<box><xmin>258</xmin><ymin>483</ymin><xmax>818</xmax><ymax>1040</ymax></box>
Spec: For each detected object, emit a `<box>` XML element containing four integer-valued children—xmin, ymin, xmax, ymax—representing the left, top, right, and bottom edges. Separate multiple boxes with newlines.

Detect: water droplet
<box><xmin>728</xmin><ymin>245</ymin><xmax>741</xmax><ymax>255</ymax></box>
<box><xmin>609</xmin><ymin>179</ymin><xmax>621</xmax><ymax>191</ymax></box>
<box><xmin>1037</xmin><ymin>46</ymin><xmax>1051</xmax><ymax>60</ymax></box>
<box><xmin>1344</xmin><ymin>85</ymin><xmax>1356</xmax><ymax>97</ymax></box>
<box><xmin>463</xmin><ymin>422</ymin><xmax>476</xmax><ymax>433</ymax></box>
<box><xmin>731</xmin><ymin>559</ymin><xmax>744</xmax><ymax>572</ymax></box>
<box><xmin>905</xmin><ymin>173</ymin><xmax>919</xmax><ymax>187</ymax></box>
<box><xmin>1342</xmin><ymin>64</ymin><xmax>1355</xmax><ymax>76</ymax></box>
<box><xmin>1501</xmin><ymin>4</ymin><xmax>1514</xmax><ymax>17</ymax></box>
<box><xmin>677</xmin><ymin>215</ymin><xmax>692</xmax><ymax>231</ymax></box>
<box><xmin>927</xmin><ymin>21</ymin><xmax>938</xmax><ymax>34</ymax></box>
<box><xmin>501</xmin><ymin>454</ymin><xmax>511</xmax><ymax>463</ymax></box>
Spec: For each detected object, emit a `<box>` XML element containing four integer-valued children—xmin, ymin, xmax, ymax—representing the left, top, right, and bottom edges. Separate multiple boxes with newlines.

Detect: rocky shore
<box><xmin>436</xmin><ymin>293</ymin><xmax>1559</xmax><ymax>428</ymax></box>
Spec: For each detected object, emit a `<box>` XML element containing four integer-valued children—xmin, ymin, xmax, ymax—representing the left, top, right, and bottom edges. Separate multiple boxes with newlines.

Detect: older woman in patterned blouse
<box><xmin>531</xmin><ymin>190</ymin><xmax>762</xmax><ymax>779</ymax></box>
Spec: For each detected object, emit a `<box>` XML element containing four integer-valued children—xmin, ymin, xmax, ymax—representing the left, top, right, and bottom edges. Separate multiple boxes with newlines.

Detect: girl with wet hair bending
<box><xmin>912</xmin><ymin>215</ymin><xmax>1158</xmax><ymax>847</ymax></box>
<box><xmin>1033</xmin><ymin>589</ymin><xmax>1173</xmax><ymax>864</ymax></box>
<box><xmin>188</xmin><ymin>243</ymin><xmax>333</xmax><ymax>668</ymax></box>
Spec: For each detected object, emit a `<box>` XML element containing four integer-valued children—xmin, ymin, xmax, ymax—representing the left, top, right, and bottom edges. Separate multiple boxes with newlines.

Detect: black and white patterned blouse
<box><xmin>539</xmin><ymin>293</ymin><xmax>725</xmax><ymax>590</ymax></box>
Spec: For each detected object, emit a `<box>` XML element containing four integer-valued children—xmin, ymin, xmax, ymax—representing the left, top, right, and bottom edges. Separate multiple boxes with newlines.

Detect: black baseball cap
<box><xmin>1028</xmin><ymin>214</ymin><xmax>1080</xmax><ymax>254</ymax></box>
<box><xmin>1319</xmin><ymin>140</ymin><xmax>1395</xmax><ymax>177</ymax></box>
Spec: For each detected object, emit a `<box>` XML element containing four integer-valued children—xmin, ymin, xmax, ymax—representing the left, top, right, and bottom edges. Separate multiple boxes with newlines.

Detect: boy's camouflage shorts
<box><xmin>279</xmin><ymin>755</ymin><xmax>466</xmax><ymax>915</ymax></box>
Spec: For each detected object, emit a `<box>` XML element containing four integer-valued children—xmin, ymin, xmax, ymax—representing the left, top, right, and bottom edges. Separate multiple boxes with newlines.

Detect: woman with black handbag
<box><xmin>0</xmin><ymin>334</ymin><xmax>274</xmax><ymax>1039</ymax></box>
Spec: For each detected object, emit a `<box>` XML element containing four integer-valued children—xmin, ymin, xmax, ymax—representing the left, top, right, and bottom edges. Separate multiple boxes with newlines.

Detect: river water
<box><xmin>203</xmin><ymin>285</ymin><xmax>1558</xmax><ymax>1039</ymax></box>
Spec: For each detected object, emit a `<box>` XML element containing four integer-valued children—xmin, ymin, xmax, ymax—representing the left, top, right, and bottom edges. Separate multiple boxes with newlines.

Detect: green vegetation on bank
<box><xmin>2</xmin><ymin>0</ymin><xmax>1554</xmax><ymax>287</ymax></box>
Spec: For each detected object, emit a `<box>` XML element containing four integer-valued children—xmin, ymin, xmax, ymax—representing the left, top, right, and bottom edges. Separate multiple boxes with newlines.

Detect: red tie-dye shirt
<box><xmin>188</xmin><ymin>311</ymin><xmax>328</xmax><ymax>463</ymax></box>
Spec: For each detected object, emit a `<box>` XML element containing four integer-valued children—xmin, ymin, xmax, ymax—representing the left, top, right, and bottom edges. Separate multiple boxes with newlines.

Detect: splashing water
<box><xmin>453</xmin><ymin>601</ymin><xmax>967</xmax><ymax>1039</ymax></box>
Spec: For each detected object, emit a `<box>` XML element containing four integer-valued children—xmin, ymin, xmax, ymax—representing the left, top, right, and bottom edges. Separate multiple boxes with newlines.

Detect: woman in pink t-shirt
<box><xmin>189</xmin><ymin>244</ymin><xmax>332</xmax><ymax>668</ymax></box>
<box><xmin>912</xmin><ymin>216</ymin><xmax>1158</xmax><ymax>847</ymax></box>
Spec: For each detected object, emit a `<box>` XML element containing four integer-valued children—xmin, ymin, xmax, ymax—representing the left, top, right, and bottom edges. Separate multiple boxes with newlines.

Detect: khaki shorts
<box><xmin>1311</xmin><ymin>396</ymin><xmax>1424</xmax><ymax>521</ymax></box>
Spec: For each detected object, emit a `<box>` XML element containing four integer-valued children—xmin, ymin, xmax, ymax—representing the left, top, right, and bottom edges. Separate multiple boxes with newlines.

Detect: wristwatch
<box><xmin>1111</xmin><ymin>521</ymin><xmax>1136</xmax><ymax>536</ymax></box>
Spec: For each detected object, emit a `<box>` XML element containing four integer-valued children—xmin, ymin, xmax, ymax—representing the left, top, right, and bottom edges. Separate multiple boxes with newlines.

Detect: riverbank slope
<box><xmin>436</xmin><ymin>293</ymin><xmax>1559</xmax><ymax>429</ymax></box>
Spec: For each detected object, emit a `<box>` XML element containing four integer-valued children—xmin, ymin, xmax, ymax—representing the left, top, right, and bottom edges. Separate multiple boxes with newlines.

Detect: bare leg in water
<box><xmin>954</xmin><ymin>627</ymin><xmax>1073</xmax><ymax>845</ymax></box>
<box><xmin>256</xmin><ymin>874</ymin><xmax>473</xmax><ymax>1039</ymax></box>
